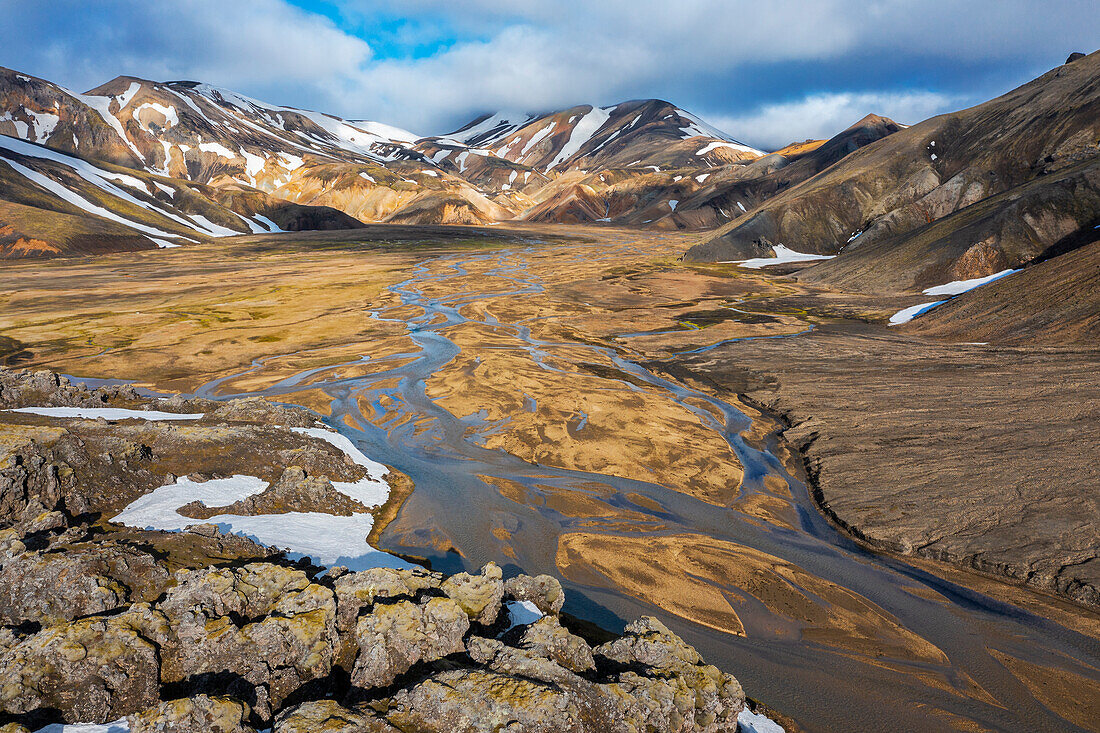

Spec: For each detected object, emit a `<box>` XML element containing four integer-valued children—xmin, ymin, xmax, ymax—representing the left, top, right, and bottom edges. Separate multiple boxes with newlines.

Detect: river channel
<box><xmin>188</xmin><ymin>241</ymin><xmax>1100</xmax><ymax>732</ymax></box>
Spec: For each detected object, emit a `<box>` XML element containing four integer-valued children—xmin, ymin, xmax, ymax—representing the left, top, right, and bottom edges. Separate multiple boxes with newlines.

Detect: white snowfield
<box><xmin>724</xmin><ymin>244</ymin><xmax>835</xmax><ymax>269</ymax></box>
<box><xmin>503</xmin><ymin>600</ymin><xmax>545</xmax><ymax>631</ymax></box>
<box><xmin>890</xmin><ymin>268</ymin><xmax>1020</xmax><ymax>324</ymax></box>
<box><xmin>738</xmin><ymin>708</ymin><xmax>786</xmax><ymax>733</ymax></box>
<box><xmin>33</xmin><ymin>721</ymin><xmax>129</xmax><ymax>733</ymax></box>
<box><xmin>921</xmin><ymin>268</ymin><xmax>1018</xmax><ymax>296</ymax></box>
<box><xmin>108</xmin><ymin>425</ymin><xmax>410</xmax><ymax>571</ymax></box>
<box><xmin>888</xmin><ymin>300</ymin><xmax>946</xmax><ymax>325</ymax></box>
<box><xmin>7</xmin><ymin>406</ymin><xmax>203</xmax><ymax>421</ymax></box>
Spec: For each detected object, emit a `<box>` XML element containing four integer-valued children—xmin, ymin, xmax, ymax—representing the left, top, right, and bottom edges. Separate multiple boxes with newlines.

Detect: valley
<box><xmin>1</xmin><ymin>42</ymin><xmax>1099</xmax><ymax>733</ymax></box>
<box><xmin>3</xmin><ymin>224</ymin><xmax>1099</xmax><ymax>731</ymax></box>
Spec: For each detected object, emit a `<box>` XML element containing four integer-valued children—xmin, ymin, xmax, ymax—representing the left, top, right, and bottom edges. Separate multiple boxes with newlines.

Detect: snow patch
<box><xmin>348</xmin><ymin>119</ymin><xmax>421</xmax><ymax>143</ymax></box>
<box><xmin>888</xmin><ymin>301</ymin><xmax>946</xmax><ymax>325</ymax></box>
<box><xmin>696</xmin><ymin>140</ymin><xmax>761</xmax><ymax>157</ymax></box>
<box><xmin>253</xmin><ymin>214</ymin><xmax>285</xmax><ymax>233</ymax></box>
<box><xmin>25</xmin><ymin>110</ymin><xmax>60</xmax><ymax>143</ymax></box>
<box><xmin>726</xmin><ymin>244</ymin><xmax>835</xmax><ymax>269</ymax></box>
<box><xmin>240</xmin><ymin>149</ymin><xmax>268</xmax><ymax>178</ymax></box>
<box><xmin>504</xmin><ymin>600</ymin><xmax>544</xmax><ymax>630</ymax></box>
<box><xmin>114</xmin><ymin>81</ymin><xmax>142</xmax><ymax>109</ymax></box>
<box><xmin>132</xmin><ymin>102</ymin><xmax>178</xmax><ymax>129</ymax></box>
<box><xmin>520</xmin><ymin>122</ymin><xmax>557</xmax><ymax>158</ymax></box>
<box><xmin>198</xmin><ymin>141</ymin><xmax>238</xmax><ymax>159</ymax></box>
<box><xmin>738</xmin><ymin>708</ymin><xmax>785</xmax><ymax>733</ymax></box>
<box><xmin>547</xmin><ymin>105</ymin><xmax>612</xmax><ymax>169</ymax></box>
<box><xmin>7</xmin><ymin>406</ymin><xmax>202</xmax><ymax>420</ymax></box>
<box><xmin>188</xmin><ymin>214</ymin><xmax>243</xmax><ymax>237</ymax></box>
<box><xmin>922</xmin><ymin>269</ymin><xmax>1018</xmax><ymax>296</ymax></box>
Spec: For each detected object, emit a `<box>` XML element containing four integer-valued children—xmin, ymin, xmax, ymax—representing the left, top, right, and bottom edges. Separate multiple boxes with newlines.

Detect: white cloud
<box><xmin>1</xmin><ymin>0</ymin><xmax>1096</xmax><ymax>143</ymax></box>
<box><xmin>0</xmin><ymin>0</ymin><xmax>371</xmax><ymax>96</ymax></box>
<box><xmin>705</xmin><ymin>91</ymin><xmax>962</xmax><ymax>150</ymax></box>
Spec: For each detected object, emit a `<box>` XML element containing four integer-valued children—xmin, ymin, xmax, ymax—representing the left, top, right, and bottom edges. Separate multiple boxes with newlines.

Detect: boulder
<box><xmin>158</xmin><ymin>562</ymin><xmax>330</xmax><ymax>620</ymax></box>
<box><xmin>504</xmin><ymin>573</ymin><xmax>565</xmax><ymax>615</ymax></box>
<box><xmin>333</xmin><ymin>566</ymin><xmax>443</xmax><ymax>667</ymax></box>
<box><xmin>386</xmin><ymin>669</ymin><xmax>592</xmax><ymax>733</ymax></box>
<box><xmin>273</xmin><ymin>700</ymin><xmax>400</xmax><ymax>733</ymax></box>
<box><xmin>351</xmin><ymin>597</ymin><xmax>469</xmax><ymax>689</ymax></box>
<box><xmin>520</xmin><ymin>617</ymin><xmax>595</xmax><ymax>673</ymax></box>
<box><xmin>157</xmin><ymin>563</ymin><xmax>338</xmax><ymax>720</ymax></box>
<box><xmin>0</xmin><ymin>605</ymin><xmax>166</xmax><ymax>723</ymax></box>
<box><xmin>128</xmin><ymin>695</ymin><xmax>255</xmax><ymax>733</ymax></box>
<box><xmin>440</xmin><ymin>562</ymin><xmax>504</xmax><ymax>625</ymax></box>
<box><xmin>334</xmin><ymin>567</ymin><xmax>442</xmax><ymax>623</ymax></box>
<box><xmin>0</xmin><ymin>544</ymin><xmax>168</xmax><ymax>626</ymax></box>
<box><xmin>595</xmin><ymin>617</ymin><xmax>745</xmax><ymax>731</ymax></box>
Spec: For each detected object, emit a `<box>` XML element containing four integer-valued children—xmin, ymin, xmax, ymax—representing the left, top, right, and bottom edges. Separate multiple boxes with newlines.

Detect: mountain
<box><xmin>658</xmin><ymin>114</ymin><xmax>903</xmax><ymax>230</ymax></box>
<box><xmin>437</xmin><ymin>100</ymin><xmax>763</xmax><ymax>173</ymax></box>
<box><xmin>0</xmin><ymin>132</ymin><xmax>361</xmax><ymax>256</ymax></box>
<box><xmin>683</xmin><ymin>51</ymin><xmax>1100</xmax><ymax>296</ymax></box>
<box><xmin>1</xmin><ymin>67</ymin><xmax>784</xmax><ymax>248</ymax></box>
<box><xmin>0</xmin><ymin>68</ymin><xmax>530</xmax><ymax>241</ymax></box>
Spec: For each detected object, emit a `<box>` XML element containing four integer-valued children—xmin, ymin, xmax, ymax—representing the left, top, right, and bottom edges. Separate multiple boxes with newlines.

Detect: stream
<box><xmin>185</xmin><ymin>242</ymin><xmax>1100</xmax><ymax>732</ymax></box>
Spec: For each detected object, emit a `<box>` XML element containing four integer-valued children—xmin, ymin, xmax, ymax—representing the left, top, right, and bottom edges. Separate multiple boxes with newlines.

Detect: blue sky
<box><xmin>1</xmin><ymin>0</ymin><xmax>1096</xmax><ymax>148</ymax></box>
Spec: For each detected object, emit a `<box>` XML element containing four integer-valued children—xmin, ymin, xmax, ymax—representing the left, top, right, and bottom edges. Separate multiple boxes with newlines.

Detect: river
<box><xmin>186</xmin><ymin>240</ymin><xmax>1100</xmax><ymax>732</ymax></box>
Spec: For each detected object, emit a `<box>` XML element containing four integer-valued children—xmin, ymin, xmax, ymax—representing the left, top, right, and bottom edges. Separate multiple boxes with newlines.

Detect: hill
<box><xmin>684</xmin><ymin>51</ymin><xmax>1100</xmax><ymax>297</ymax></box>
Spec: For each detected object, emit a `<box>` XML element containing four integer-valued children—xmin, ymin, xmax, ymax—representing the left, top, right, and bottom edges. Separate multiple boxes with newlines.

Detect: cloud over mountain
<box><xmin>0</xmin><ymin>0</ymin><xmax>1096</xmax><ymax>144</ymax></box>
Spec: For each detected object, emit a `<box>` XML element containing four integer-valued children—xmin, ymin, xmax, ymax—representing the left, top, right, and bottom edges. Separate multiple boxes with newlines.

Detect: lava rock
<box><xmin>0</xmin><ymin>604</ymin><xmax>167</xmax><ymax>723</ymax></box>
<box><xmin>504</xmin><ymin>573</ymin><xmax>566</xmax><ymax>615</ymax></box>
<box><xmin>520</xmin><ymin>616</ymin><xmax>595</xmax><ymax>673</ymax></box>
<box><xmin>351</xmin><ymin>597</ymin><xmax>469</xmax><ymax>689</ymax></box>
<box><xmin>441</xmin><ymin>561</ymin><xmax>504</xmax><ymax>625</ymax></box>
<box><xmin>127</xmin><ymin>694</ymin><xmax>256</xmax><ymax>733</ymax></box>
<box><xmin>273</xmin><ymin>700</ymin><xmax>400</xmax><ymax>733</ymax></box>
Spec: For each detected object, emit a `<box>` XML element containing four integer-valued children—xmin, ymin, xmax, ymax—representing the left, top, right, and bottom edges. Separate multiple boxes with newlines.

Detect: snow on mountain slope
<box><xmin>449</xmin><ymin>111</ymin><xmax>537</xmax><ymax>147</ymax></box>
<box><xmin>1</xmin><ymin>66</ymin><xmax>778</xmax><ymax>232</ymax></box>
<box><xmin>0</xmin><ymin>133</ymin><xmax>362</xmax><ymax>256</ymax></box>
<box><xmin>442</xmin><ymin>100</ymin><xmax>763</xmax><ymax>174</ymax></box>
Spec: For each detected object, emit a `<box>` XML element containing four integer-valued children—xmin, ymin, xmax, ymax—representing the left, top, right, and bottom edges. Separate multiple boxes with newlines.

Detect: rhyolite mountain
<box><xmin>3</xmin><ymin>52</ymin><xmax>1096</xmax><ymax>270</ymax></box>
<box><xmin>684</xmin><ymin>50</ymin><xmax>1100</xmax><ymax>298</ymax></box>
<box><xmin>2</xmin><ymin>68</ymin><xmax>799</xmax><ymax>254</ymax></box>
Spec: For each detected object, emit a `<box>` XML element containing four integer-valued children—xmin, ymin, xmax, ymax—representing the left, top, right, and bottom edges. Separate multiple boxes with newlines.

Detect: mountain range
<box><xmin>0</xmin><ymin>67</ymin><xmax>788</xmax><ymax>255</ymax></box>
<box><xmin>1</xmin><ymin>52</ymin><xmax>1098</xmax><ymax>340</ymax></box>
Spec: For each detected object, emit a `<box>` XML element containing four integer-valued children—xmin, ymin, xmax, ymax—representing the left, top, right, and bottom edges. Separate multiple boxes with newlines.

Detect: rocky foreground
<box><xmin>0</xmin><ymin>368</ymin><xmax>747</xmax><ymax>732</ymax></box>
